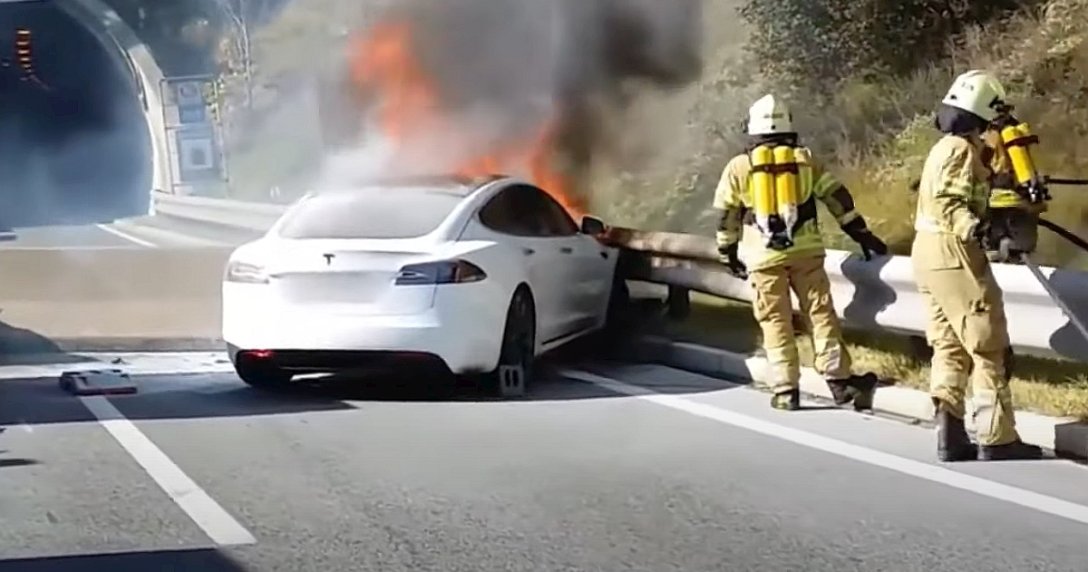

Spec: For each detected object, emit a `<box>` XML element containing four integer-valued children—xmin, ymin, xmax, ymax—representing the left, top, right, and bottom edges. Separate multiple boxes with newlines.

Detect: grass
<box><xmin>650</xmin><ymin>292</ymin><xmax>1088</xmax><ymax>420</ymax></box>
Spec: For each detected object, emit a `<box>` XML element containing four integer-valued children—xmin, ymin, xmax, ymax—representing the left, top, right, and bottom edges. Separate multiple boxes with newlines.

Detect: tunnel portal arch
<box><xmin>2</xmin><ymin>0</ymin><xmax>171</xmax><ymax>222</ymax></box>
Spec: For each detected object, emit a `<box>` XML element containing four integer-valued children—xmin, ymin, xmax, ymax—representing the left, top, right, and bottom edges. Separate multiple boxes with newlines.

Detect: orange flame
<box><xmin>348</xmin><ymin>21</ymin><xmax>584</xmax><ymax>218</ymax></box>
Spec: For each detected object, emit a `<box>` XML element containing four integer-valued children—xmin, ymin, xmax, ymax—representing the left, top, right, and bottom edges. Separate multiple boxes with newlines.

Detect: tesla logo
<box><xmin>323</xmin><ymin>253</ymin><xmax>334</xmax><ymax>265</ymax></box>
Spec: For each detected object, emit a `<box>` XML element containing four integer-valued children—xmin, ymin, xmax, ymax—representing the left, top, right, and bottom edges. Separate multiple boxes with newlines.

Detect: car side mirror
<box><xmin>580</xmin><ymin>215</ymin><xmax>606</xmax><ymax>235</ymax></box>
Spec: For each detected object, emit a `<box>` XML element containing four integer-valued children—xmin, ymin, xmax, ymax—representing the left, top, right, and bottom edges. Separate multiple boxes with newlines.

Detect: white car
<box><xmin>221</xmin><ymin>175</ymin><xmax>622</xmax><ymax>396</ymax></box>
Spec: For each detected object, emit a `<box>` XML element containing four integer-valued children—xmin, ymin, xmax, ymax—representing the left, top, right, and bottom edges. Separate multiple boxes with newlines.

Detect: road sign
<box><xmin>163</xmin><ymin>76</ymin><xmax>216</xmax><ymax>126</ymax></box>
<box><xmin>173</xmin><ymin>80</ymin><xmax>205</xmax><ymax>107</ymax></box>
<box><xmin>179</xmin><ymin>105</ymin><xmax>207</xmax><ymax>124</ymax></box>
<box><xmin>176</xmin><ymin>124</ymin><xmax>222</xmax><ymax>183</ymax></box>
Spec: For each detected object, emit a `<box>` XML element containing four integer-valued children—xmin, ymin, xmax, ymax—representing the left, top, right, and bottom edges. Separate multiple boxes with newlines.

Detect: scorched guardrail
<box><xmin>602</xmin><ymin>227</ymin><xmax>1088</xmax><ymax>364</ymax></box>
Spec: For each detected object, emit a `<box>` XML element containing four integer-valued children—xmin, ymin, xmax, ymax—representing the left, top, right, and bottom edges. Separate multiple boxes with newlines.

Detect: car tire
<box><xmin>484</xmin><ymin>286</ymin><xmax>536</xmax><ymax>399</ymax></box>
<box><xmin>234</xmin><ymin>357</ymin><xmax>292</xmax><ymax>390</ymax></box>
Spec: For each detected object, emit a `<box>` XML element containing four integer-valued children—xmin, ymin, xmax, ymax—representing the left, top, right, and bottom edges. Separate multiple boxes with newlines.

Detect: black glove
<box><xmin>842</xmin><ymin>218</ymin><xmax>888</xmax><ymax>261</ymax></box>
<box><xmin>717</xmin><ymin>242</ymin><xmax>748</xmax><ymax>279</ymax></box>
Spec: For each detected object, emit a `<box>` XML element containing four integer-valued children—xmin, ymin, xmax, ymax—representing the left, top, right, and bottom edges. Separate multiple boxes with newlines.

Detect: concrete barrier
<box><xmin>0</xmin><ymin>248</ymin><xmax>231</xmax><ymax>351</ymax></box>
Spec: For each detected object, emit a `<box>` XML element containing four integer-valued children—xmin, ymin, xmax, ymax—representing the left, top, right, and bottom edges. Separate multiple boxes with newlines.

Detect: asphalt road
<box><xmin>0</xmin><ymin>216</ymin><xmax>256</xmax><ymax>250</ymax></box>
<box><xmin>2</xmin><ymin>356</ymin><xmax>1086</xmax><ymax>571</ymax></box>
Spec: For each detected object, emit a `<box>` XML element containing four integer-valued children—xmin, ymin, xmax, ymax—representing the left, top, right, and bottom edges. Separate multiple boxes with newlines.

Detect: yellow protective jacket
<box><xmin>712</xmin><ymin>147</ymin><xmax>861</xmax><ymax>272</ymax></box>
<box><xmin>913</xmin><ymin>134</ymin><xmax>990</xmax><ymax>241</ymax></box>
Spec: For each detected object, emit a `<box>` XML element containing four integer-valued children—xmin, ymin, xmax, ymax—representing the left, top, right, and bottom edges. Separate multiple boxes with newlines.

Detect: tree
<box><xmin>738</xmin><ymin>0</ymin><xmax>1033</xmax><ymax>93</ymax></box>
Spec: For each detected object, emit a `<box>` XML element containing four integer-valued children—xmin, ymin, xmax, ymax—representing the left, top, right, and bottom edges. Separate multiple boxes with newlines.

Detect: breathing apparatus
<box><xmin>984</xmin><ymin>103</ymin><xmax>1088</xmax><ymax>261</ymax></box>
<box><xmin>979</xmin><ymin>102</ymin><xmax>1088</xmax><ymax>347</ymax></box>
<box><xmin>749</xmin><ymin>143</ymin><xmax>807</xmax><ymax>250</ymax></box>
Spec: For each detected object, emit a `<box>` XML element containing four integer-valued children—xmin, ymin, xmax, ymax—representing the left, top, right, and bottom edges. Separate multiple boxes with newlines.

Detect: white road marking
<box><xmin>80</xmin><ymin>395</ymin><xmax>256</xmax><ymax>546</ymax></box>
<box><xmin>562</xmin><ymin>369</ymin><xmax>1088</xmax><ymax>527</ymax></box>
<box><xmin>95</xmin><ymin>223</ymin><xmax>158</xmax><ymax>248</ymax></box>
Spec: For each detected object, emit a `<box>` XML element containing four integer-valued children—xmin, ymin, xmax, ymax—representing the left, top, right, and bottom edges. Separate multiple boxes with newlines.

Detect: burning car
<box><xmin>221</xmin><ymin>176</ymin><xmax>622</xmax><ymax>397</ymax></box>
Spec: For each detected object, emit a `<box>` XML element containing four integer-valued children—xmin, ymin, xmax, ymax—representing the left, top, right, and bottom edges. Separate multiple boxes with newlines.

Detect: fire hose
<box><xmin>1003</xmin><ymin>176</ymin><xmax>1088</xmax><ymax>347</ymax></box>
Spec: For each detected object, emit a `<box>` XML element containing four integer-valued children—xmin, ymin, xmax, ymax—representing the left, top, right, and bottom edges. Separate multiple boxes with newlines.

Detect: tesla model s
<box><xmin>221</xmin><ymin>176</ymin><xmax>621</xmax><ymax>397</ymax></box>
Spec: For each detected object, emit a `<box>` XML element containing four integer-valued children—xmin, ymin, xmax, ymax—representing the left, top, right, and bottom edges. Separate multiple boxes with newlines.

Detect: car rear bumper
<box><xmin>222</xmin><ymin>285</ymin><xmax>506</xmax><ymax>374</ymax></box>
<box><xmin>227</xmin><ymin>345</ymin><xmax>451</xmax><ymax>375</ymax></box>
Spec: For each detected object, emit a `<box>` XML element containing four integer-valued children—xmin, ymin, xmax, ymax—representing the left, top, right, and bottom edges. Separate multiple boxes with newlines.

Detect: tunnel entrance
<box><xmin>0</xmin><ymin>0</ymin><xmax>151</xmax><ymax>228</ymax></box>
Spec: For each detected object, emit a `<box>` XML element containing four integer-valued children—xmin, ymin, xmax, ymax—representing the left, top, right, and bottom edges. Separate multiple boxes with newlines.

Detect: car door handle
<box><xmin>560</xmin><ymin>246</ymin><xmax>573</xmax><ymax>254</ymax></box>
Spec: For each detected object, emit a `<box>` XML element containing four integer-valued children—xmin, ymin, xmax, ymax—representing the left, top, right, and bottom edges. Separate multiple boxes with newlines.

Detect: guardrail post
<box><xmin>666</xmin><ymin>286</ymin><xmax>690</xmax><ymax>321</ymax></box>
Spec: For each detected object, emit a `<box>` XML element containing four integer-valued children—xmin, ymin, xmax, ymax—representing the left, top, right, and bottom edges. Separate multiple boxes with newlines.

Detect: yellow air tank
<box><xmin>773</xmin><ymin>145</ymin><xmax>799</xmax><ymax>247</ymax></box>
<box><xmin>750</xmin><ymin>144</ymin><xmax>776</xmax><ymax>240</ymax></box>
<box><xmin>1000</xmin><ymin>123</ymin><xmax>1040</xmax><ymax>188</ymax></box>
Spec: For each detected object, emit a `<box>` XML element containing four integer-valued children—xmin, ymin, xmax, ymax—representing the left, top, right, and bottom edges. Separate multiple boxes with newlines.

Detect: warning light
<box><xmin>9</xmin><ymin>27</ymin><xmax>47</xmax><ymax>89</ymax></box>
<box><xmin>15</xmin><ymin>28</ymin><xmax>32</xmax><ymax>74</ymax></box>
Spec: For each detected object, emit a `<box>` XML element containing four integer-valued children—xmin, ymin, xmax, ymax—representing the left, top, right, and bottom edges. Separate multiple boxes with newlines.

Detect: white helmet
<box><xmin>746</xmin><ymin>94</ymin><xmax>793</xmax><ymax>135</ymax></box>
<box><xmin>941</xmin><ymin>70</ymin><xmax>1008</xmax><ymax>122</ymax></box>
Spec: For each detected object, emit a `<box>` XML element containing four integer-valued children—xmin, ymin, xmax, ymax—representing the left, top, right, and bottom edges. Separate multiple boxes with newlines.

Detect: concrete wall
<box><xmin>0</xmin><ymin>247</ymin><xmax>230</xmax><ymax>348</ymax></box>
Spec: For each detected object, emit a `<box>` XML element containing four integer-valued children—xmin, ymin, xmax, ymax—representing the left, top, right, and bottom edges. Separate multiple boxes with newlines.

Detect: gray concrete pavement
<box><xmin>0</xmin><ymin>243</ymin><xmax>231</xmax><ymax>347</ymax></box>
<box><xmin>0</xmin><ymin>216</ymin><xmax>259</xmax><ymax>349</ymax></box>
<box><xmin>0</xmin><ymin>215</ymin><xmax>259</xmax><ymax>250</ymax></box>
<box><xmin>2</xmin><ymin>357</ymin><xmax>1088</xmax><ymax>571</ymax></box>
<box><xmin>0</xmin><ymin>225</ymin><xmax>139</xmax><ymax>249</ymax></box>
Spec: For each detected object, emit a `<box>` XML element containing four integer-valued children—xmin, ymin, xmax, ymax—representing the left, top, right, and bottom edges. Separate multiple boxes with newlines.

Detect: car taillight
<box><xmin>225</xmin><ymin>260</ymin><xmax>269</xmax><ymax>284</ymax></box>
<box><xmin>394</xmin><ymin>260</ymin><xmax>486</xmax><ymax>285</ymax></box>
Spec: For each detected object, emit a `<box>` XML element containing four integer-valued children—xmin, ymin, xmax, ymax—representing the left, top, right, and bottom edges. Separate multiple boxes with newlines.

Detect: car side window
<box><xmin>478</xmin><ymin>185</ymin><xmax>557</xmax><ymax>237</ymax></box>
<box><xmin>535</xmin><ymin>189</ymin><xmax>579</xmax><ymax>236</ymax></box>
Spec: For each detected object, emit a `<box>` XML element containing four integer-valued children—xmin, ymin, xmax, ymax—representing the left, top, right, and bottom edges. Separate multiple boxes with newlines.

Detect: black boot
<box><xmin>936</xmin><ymin>407</ymin><xmax>977</xmax><ymax>462</ymax></box>
<box><xmin>826</xmin><ymin>380</ymin><xmax>854</xmax><ymax>406</ymax></box>
<box><xmin>847</xmin><ymin>373</ymin><xmax>879</xmax><ymax>412</ymax></box>
<box><xmin>771</xmin><ymin>389</ymin><xmax>801</xmax><ymax>411</ymax></box>
<box><xmin>826</xmin><ymin>373</ymin><xmax>879</xmax><ymax>410</ymax></box>
<box><xmin>979</xmin><ymin>440</ymin><xmax>1044</xmax><ymax>461</ymax></box>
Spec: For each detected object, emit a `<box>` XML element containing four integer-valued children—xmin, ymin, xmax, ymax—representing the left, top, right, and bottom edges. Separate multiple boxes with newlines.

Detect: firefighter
<box><xmin>713</xmin><ymin>94</ymin><xmax>887</xmax><ymax>411</ymax></box>
<box><xmin>911</xmin><ymin>70</ymin><xmax>1042</xmax><ymax>461</ymax></box>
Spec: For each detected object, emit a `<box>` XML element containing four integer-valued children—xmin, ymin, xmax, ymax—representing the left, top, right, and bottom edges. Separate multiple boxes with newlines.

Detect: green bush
<box><xmin>738</xmin><ymin>0</ymin><xmax>1031</xmax><ymax>92</ymax></box>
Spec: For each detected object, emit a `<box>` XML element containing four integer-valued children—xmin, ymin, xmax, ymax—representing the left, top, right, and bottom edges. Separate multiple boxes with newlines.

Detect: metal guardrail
<box><xmin>603</xmin><ymin>228</ymin><xmax>1088</xmax><ymax>363</ymax></box>
<box><xmin>146</xmin><ymin>192</ymin><xmax>1088</xmax><ymax>362</ymax></box>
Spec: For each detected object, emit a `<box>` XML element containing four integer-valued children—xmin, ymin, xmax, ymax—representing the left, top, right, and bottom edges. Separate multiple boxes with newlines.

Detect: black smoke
<box><xmin>321</xmin><ymin>0</ymin><xmax>703</xmax><ymax>204</ymax></box>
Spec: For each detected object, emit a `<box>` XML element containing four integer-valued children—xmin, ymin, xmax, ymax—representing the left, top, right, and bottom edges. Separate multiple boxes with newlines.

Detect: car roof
<box><xmin>305</xmin><ymin>174</ymin><xmax>513</xmax><ymax>199</ymax></box>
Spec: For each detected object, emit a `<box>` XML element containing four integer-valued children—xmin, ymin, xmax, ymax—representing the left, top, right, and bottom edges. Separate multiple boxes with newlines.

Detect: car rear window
<box><xmin>275</xmin><ymin>189</ymin><xmax>465</xmax><ymax>239</ymax></box>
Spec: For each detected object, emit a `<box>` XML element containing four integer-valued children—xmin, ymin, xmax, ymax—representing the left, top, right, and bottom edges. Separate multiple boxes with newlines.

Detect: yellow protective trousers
<box><xmin>911</xmin><ymin>231</ymin><xmax>1019</xmax><ymax>446</ymax></box>
<box><xmin>749</xmin><ymin>254</ymin><xmax>852</xmax><ymax>394</ymax></box>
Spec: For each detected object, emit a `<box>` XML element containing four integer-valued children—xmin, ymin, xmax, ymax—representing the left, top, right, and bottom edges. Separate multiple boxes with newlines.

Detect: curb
<box><xmin>51</xmin><ymin>337</ymin><xmax>226</xmax><ymax>353</ymax></box>
<box><xmin>634</xmin><ymin>336</ymin><xmax>1088</xmax><ymax>460</ymax></box>
<box><xmin>0</xmin><ymin>337</ymin><xmax>226</xmax><ymax>356</ymax></box>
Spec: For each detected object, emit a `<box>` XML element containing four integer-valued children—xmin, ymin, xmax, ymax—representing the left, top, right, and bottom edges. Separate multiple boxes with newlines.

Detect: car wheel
<box><xmin>234</xmin><ymin>356</ymin><xmax>292</xmax><ymax>390</ymax></box>
<box><xmin>485</xmin><ymin>287</ymin><xmax>536</xmax><ymax>399</ymax></box>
